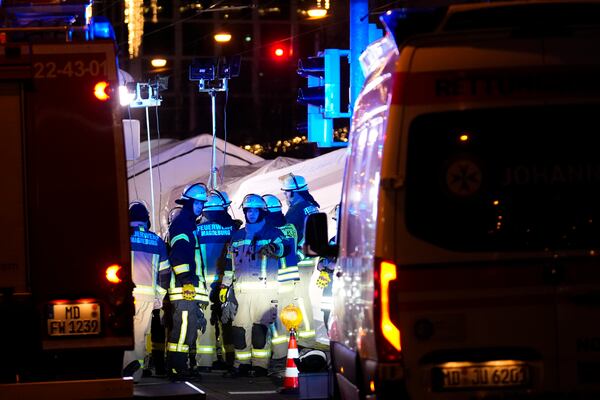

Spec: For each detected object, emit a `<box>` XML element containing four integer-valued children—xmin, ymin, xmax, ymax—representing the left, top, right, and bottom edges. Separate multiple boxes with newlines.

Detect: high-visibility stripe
<box><xmin>197</xmin><ymin>345</ymin><xmax>216</xmax><ymax>354</ymax></box>
<box><xmin>235</xmin><ymin>351</ymin><xmax>252</xmax><ymax>361</ymax></box>
<box><xmin>167</xmin><ymin>342</ymin><xmax>189</xmax><ymax>353</ymax></box>
<box><xmin>252</xmin><ymin>349</ymin><xmax>271</xmax><ymax>358</ymax></box>
<box><xmin>278</xmin><ymin>274</ymin><xmax>301</xmax><ymax>282</ymax></box>
<box><xmin>285</xmin><ymin>367</ymin><xmax>299</xmax><ymax>378</ymax></box>
<box><xmin>298</xmin><ymin>330</ymin><xmax>316</xmax><ymax>338</ymax></box>
<box><xmin>169</xmin><ymin>293</ymin><xmax>209</xmax><ymax>302</ymax></box>
<box><xmin>159</xmin><ymin>260</ymin><xmax>170</xmax><ymax>271</ymax></box>
<box><xmin>157</xmin><ymin>286</ymin><xmax>167</xmax><ymax>295</ymax></box>
<box><xmin>271</xmin><ymin>336</ymin><xmax>288</xmax><ymax>345</ymax></box>
<box><xmin>260</xmin><ymin>255</ymin><xmax>267</xmax><ymax>281</ymax></box>
<box><xmin>178</xmin><ymin>310</ymin><xmax>188</xmax><ymax>349</ymax></box>
<box><xmin>133</xmin><ymin>285</ymin><xmax>156</xmax><ymax>296</ymax></box>
<box><xmin>232</xmin><ymin>239</ymin><xmax>253</xmax><ymax>247</ymax></box>
<box><xmin>170</xmin><ymin>233</ymin><xmax>189</xmax><ymax>247</ymax></box>
<box><xmin>173</xmin><ymin>264</ymin><xmax>190</xmax><ymax>274</ymax></box>
<box><xmin>280</xmin><ymin>257</ymin><xmax>287</xmax><ymax>269</ymax></box>
<box><xmin>168</xmin><ymin>286</ymin><xmax>208</xmax><ymax>295</ymax></box>
<box><xmin>320</xmin><ymin>296</ymin><xmax>333</xmax><ymax>310</ymax></box>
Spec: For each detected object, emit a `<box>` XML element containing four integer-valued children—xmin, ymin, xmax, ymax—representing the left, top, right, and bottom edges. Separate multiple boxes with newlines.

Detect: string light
<box><xmin>124</xmin><ymin>0</ymin><xmax>144</xmax><ymax>59</ymax></box>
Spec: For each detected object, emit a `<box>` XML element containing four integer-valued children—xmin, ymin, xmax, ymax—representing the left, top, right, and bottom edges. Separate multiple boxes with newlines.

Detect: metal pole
<box><xmin>210</xmin><ymin>90</ymin><xmax>218</xmax><ymax>190</ymax></box>
<box><xmin>145</xmin><ymin>106</ymin><xmax>156</xmax><ymax>229</ymax></box>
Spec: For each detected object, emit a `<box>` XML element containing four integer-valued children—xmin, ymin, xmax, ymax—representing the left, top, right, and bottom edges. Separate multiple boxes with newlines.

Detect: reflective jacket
<box><xmin>228</xmin><ymin>222</ymin><xmax>285</xmax><ymax>290</ymax></box>
<box><xmin>197</xmin><ymin>211</ymin><xmax>239</xmax><ymax>290</ymax></box>
<box><xmin>130</xmin><ymin>224</ymin><xmax>170</xmax><ymax>302</ymax></box>
<box><xmin>168</xmin><ymin>207</ymin><xmax>208</xmax><ymax>303</ymax></box>
<box><xmin>284</xmin><ymin>199</ymin><xmax>319</xmax><ymax>247</ymax></box>
<box><xmin>275</xmin><ymin>223</ymin><xmax>300</xmax><ymax>283</ymax></box>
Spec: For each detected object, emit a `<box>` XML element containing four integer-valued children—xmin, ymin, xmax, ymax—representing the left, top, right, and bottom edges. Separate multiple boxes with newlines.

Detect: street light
<box><xmin>151</xmin><ymin>58</ymin><xmax>167</xmax><ymax>68</ymax></box>
<box><xmin>214</xmin><ymin>32</ymin><xmax>232</xmax><ymax>43</ymax></box>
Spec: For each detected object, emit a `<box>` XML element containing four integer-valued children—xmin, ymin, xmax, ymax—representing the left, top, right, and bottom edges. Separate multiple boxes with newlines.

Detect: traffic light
<box><xmin>297</xmin><ymin>49</ymin><xmax>350</xmax><ymax>147</ymax></box>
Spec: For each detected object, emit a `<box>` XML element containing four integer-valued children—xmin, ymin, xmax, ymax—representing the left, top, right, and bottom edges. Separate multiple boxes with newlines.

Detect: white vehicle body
<box><xmin>327</xmin><ymin>2</ymin><xmax>600</xmax><ymax>399</ymax></box>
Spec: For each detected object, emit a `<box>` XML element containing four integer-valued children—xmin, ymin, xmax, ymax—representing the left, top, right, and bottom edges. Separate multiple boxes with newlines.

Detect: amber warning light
<box><xmin>94</xmin><ymin>81</ymin><xmax>111</xmax><ymax>101</ymax></box>
<box><xmin>105</xmin><ymin>264</ymin><xmax>122</xmax><ymax>283</ymax></box>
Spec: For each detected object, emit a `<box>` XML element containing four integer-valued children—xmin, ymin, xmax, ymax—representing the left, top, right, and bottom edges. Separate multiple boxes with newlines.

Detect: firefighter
<box><xmin>225</xmin><ymin>194</ymin><xmax>285</xmax><ymax>377</ymax></box>
<box><xmin>195</xmin><ymin>190</ymin><xmax>240</xmax><ymax>371</ymax></box>
<box><xmin>281</xmin><ymin>174</ymin><xmax>320</xmax><ymax>347</ymax></box>
<box><xmin>262</xmin><ymin>194</ymin><xmax>302</xmax><ymax>359</ymax></box>
<box><xmin>166</xmin><ymin>183</ymin><xmax>209</xmax><ymax>379</ymax></box>
<box><xmin>122</xmin><ymin>202</ymin><xmax>170</xmax><ymax>382</ymax></box>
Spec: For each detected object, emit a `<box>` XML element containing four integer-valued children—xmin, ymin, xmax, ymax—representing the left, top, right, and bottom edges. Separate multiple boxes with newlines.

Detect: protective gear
<box><xmin>166</xmin><ymin>205</ymin><xmax>208</xmax><ymax>376</ymax></box>
<box><xmin>182</xmin><ymin>284</ymin><xmax>196</xmax><ymax>301</ymax></box>
<box><xmin>281</xmin><ymin>174</ymin><xmax>308</xmax><ymax>192</ymax></box>
<box><xmin>241</xmin><ymin>194</ymin><xmax>267</xmax><ymax>210</ymax></box>
<box><xmin>196</xmin><ymin>209</ymin><xmax>239</xmax><ymax>368</ymax></box>
<box><xmin>259</xmin><ymin>243</ymin><xmax>278</xmax><ymax>257</ymax></box>
<box><xmin>204</xmin><ymin>190</ymin><xmax>231</xmax><ymax>212</ymax></box>
<box><xmin>315</xmin><ymin>270</ymin><xmax>331</xmax><ymax>289</ymax></box>
<box><xmin>129</xmin><ymin>201</ymin><xmax>150</xmax><ymax>227</ymax></box>
<box><xmin>262</xmin><ymin>194</ymin><xmax>282</xmax><ymax>212</ymax></box>
<box><xmin>221</xmin><ymin>288</ymin><xmax>238</xmax><ymax>325</ymax></box>
<box><xmin>175</xmin><ymin>183</ymin><xmax>208</xmax><ymax>205</ymax></box>
<box><xmin>123</xmin><ymin>223</ymin><xmax>170</xmax><ymax>380</ymax></box>
<box><xmin>228</xmin><ymin>222</ymin><xmax>284</xmax><ymax>370</ymax></box>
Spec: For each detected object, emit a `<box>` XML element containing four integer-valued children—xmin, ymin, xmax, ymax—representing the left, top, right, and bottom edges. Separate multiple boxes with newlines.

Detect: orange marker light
<box><xmin>381</xmin><ymin>260</ymin><xmax>401</xmax><ymax>351</ymax></box>
<box><xmin>105</xmin><ymin>264</ymin><xmax>122</xmax><ymax>283</ymax></box>
<box><xmin>94</xmin><ymin>81</ymin><xmax>110</xmax><ymax>101</ymax></box>
<box><xmin>459</xmin><ymin>134</ymin><xmax>469</xmax><ymax>142</ymax></box>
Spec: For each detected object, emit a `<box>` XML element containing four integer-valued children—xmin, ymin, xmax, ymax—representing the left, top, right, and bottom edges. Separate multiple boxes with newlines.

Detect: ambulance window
<box><xmin>405</xmin><ymin>104</ymin><xmax>600</xmax><ymax>252</ymax></box>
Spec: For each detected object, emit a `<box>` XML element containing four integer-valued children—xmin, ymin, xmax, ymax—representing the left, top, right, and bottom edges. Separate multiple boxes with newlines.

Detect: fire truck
<box><xmin>0</xmin><ymin>1</ymin><xmax>133</xmax><ymax>397</ymax></box>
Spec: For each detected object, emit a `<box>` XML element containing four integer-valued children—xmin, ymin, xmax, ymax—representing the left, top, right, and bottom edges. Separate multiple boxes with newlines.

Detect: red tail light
<box><xmin>374</xmin><ymin>258</ymin><xmax>402</xmax><ymax>361</ymax></box>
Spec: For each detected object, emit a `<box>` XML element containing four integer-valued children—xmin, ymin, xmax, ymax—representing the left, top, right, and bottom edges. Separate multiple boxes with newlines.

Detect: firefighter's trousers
<box><xmin>167</xmin><ymin>299</ymin><xmax>201</xmax><ymax>373</ymax></box>
<box><xmin>195</xmin><ymin>300</ymin><xmax>217</xmax><ymax>367</ymax></box>
<box><xmin>231</xmin><ymin>283</ymin><xmax>278</xmax><ymax>369</ymax></box>
<box><xmin>123</xmin><ymin>299</ymin><xmax>153</xmax><ymax>380</ymax></box>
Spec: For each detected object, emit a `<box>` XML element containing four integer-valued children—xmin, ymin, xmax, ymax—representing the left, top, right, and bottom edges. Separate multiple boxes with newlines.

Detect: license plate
<box><xmin>433</xmin><ymin>361</ymin><xmax>530</xmax><ymax>390</ymax></box>
<box><xmin>47</xmin><ymin>303</ymin><xmax>101</xmax><ymax>336</ymax></box>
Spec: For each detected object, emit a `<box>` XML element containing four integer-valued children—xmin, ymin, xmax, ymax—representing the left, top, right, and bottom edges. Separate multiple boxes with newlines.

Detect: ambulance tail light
<box><xmin>94</xmin><ymin>81</ymin><xmax>111</xmax><ymax>101</ymax></box>
<box><xmin>374</xmin><ymin>258</ymin><xmax>402</xmax><ymax>361</ymax></box>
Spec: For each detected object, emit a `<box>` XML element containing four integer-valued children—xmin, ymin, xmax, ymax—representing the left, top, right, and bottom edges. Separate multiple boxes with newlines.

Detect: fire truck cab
<box><xmin>0</xmin><ymin>1</ymin><xmax>133</xmax><ymax>397</ymax></box>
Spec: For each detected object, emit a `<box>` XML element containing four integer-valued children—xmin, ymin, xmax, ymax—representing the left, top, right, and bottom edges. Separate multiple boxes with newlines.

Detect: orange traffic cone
<box><xmin>280</xmin><ymin>328</ymin><xmax>300</xmax><ymax>394</ymax></box>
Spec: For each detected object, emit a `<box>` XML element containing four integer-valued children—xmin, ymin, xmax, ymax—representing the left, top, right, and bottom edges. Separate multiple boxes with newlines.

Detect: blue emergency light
<box><xmin>90</xmin><ymin>16</ymin><xmax>116</xmax><ymax>41</ymax></box>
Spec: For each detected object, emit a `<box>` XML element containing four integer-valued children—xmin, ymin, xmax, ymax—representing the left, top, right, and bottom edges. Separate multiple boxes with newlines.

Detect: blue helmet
<box><xmin>241</xmin><ymin>194</ymin><xmax>267</xmax><ymax>210</ymax></box>
<box><xmin>175</xmin><ymin>183</ymin><xmax>208</xmax><ymax>204</ymax></box>
<box><xmin>281</xmin><ymin>174</ymin><xmax>308</xmax><ymax>192</ymax></box>
<box><xmin>262</xmin><ymin>194</ymin><xmax>282</xmax><ymax>212</ymax></box>
<box><xmin>204</xmin><ymin>189</ymin><xmax>231</xmax><ymax>211</ymax></box>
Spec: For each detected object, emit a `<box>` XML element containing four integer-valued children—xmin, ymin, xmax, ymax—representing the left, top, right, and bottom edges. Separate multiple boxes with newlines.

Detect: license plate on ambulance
<box><xmin>433</xmin><ymin>361</ymin><xmax>530</xmax><ymax>391</ymax></box>
<box><xmin>47</xmin><ymin>303</ymin><xmax>101</xmax><ymax>336</ymax></box>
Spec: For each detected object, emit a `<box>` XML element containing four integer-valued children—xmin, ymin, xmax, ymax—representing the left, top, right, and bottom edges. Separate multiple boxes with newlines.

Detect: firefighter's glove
<box><xmin>197</xmin><ymin>306</ymin><xmax>207</xmax><ymax>334</ymax></box>
<box><xmin>316</xmin><ymin>270</ymin><xmax>331</xmax><ymax>289</ymax></box>
<box><xmin>182</xmin><ymin>283</ymin><xmax>196</xmax><ymax>301</ymax></box>
<box><xmin>259</xmin><ymin>243</ymin><xmax>278</xmax><ymax>258</ymax></box>
<box><xmin>219</xmin><ymin>286</ymin><xmax>229</xmax><ymax>303</ymax></box>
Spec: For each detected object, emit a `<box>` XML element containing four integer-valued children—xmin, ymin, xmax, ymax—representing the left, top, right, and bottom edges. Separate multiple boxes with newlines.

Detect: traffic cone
<box><xmin>280</xmin><ymin>328</ymin><xmax>300</xmax><ymax>394</ymax></box>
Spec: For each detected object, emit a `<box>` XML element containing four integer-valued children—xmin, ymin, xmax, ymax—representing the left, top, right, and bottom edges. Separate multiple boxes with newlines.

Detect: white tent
<box><xmin>164</xmin><ymin>147</ymin><xmax>348</xmax><ymax>238</ymax></box>
<box><xmin>127</xmin><ymin>134</ymin><xmax>264</xmax><ymax>235</ymax></box>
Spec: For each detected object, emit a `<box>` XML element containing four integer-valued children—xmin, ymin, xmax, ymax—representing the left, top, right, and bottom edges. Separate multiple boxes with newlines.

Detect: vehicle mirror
<box><xmin>303</xmin><ymin>213</ymin><xmax>338</xmax><ymax>258</ymax></box>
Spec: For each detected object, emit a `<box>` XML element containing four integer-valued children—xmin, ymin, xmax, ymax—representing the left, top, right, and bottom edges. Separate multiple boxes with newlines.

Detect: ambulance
<box><xmin>305</xmin><ymin>1</ymin><xmax>600</xmax><ymax>399</ymax></box>
<box><xmin>0</xmin><ymin>1</ymin><xmax>133</xmax><ymax>397</ymax></box>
